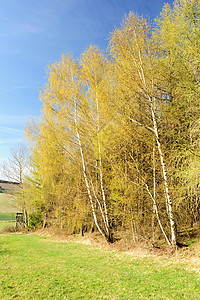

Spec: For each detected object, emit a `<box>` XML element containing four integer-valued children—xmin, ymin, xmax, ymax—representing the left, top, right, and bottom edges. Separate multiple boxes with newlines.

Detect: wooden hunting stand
<box><xmin>16</xmin><ymin>213</ymin><xmax>24</xmax><ymax>231</ymax></box>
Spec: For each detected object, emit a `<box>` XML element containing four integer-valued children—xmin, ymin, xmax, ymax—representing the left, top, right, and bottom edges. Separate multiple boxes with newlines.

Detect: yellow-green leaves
<box><xmin>24</xmin><ymin>1</ymin><xmax>200</xmax><ymax>245</ymax></box>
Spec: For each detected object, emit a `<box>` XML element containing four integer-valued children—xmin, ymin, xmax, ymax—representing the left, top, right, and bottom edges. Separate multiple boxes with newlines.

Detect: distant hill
<box><xmin>0</xmin><ymin>180</ymin><xmax>20</xmax><ymax>213</ymax></box>
<box><xmin>0</xmin><ymin>180</ymin><xmax>20</xmax><ymax>192</ymax></box>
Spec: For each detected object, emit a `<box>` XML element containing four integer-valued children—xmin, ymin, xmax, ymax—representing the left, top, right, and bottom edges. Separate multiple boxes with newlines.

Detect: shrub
<box><xmin>1</xmin><ymin>225</ymin><xmax>15</xmax><ymax>233</ymax></box>
<box><xmin>29</xmin><ymin>211</ymin><xmax>43</xmax><ymax>229</ymax></box>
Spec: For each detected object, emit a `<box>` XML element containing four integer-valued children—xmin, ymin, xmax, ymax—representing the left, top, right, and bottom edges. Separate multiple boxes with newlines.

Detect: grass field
<box><xmin>0</xmin><ymin>234</ymin><xmax>200</xmax><ymax>299</ymax></box>
<box><xmin>0</xmin><ymin>213</ymin><xmax>16</xmax><ymax>221</ymax></box>
<box><xmin>0</xmin><ymin>188</ymin><xmax>18</xmax><ymax>232</ymax></box>
<box><xmin>0</xmin><ymin>222</ymin><xmax>15</xmax><ymax>231</ymax></box>
<box><xmin>0</xmin><ymin>213</ymin><xmax>16</xmax><ymax>232</ymax></box>
<box><xmin>0</xmin><ymin>193</ymin><xmax>18</xmax><ymax>213</ymax></box>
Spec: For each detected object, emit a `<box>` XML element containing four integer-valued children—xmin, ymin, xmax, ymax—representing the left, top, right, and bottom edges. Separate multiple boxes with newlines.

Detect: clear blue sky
<box><xmin>0</xmin><ymin>0</ymin><xmax>173</xmax><ymax>178</ymax></box>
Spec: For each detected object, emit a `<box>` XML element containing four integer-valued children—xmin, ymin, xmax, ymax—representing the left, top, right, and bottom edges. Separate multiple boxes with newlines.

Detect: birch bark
<box><xmin>134</xmin><ymin>31</ymin><xmax>176</xmax><ymax>247</ymax></box>
<box><xmin>95</xmin><ymin>89</ymin><xmax>110</xmax><ymax>234</ymax></box>
<box><xmin>151</xmin><ymin>104</ymin><xmax>176</xmax><ymax>247</ymax></box>
<box><xmin>73</xmin><ymin>98</ymin><xmax>106</xmax><ymax>239</ymax></box>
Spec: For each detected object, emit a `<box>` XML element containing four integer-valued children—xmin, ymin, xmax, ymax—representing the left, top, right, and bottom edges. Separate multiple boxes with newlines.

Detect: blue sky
<box><xmin>0</xmin><ymin>0</ymin><xmax>173</xmax><ymax>178</ymax></box>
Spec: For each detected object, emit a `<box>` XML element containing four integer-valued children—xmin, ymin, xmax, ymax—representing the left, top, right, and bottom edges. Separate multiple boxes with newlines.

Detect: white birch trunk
<box><xmin>95</xmin><ymin>90</ymin><xmax>110</xmax><ymax>231</ymax></box>
<box><xmin>90</xmin><ymin>176</ymin><xmax>109</xmax><ymax>236</ymax></box>
<box><xmin>134</xmin><ymin>41</ymin><xmax>176</xmax><ymax>247</ymax></box>
<box><xmin>152</xmin><ymin>143</ymin><xmax>156</xmax><ymax>245</ymax></box>
<box><xmin>74</xmin><ymin>99</ymin><xmax>106</xmax><ymax>239</ymax></box>
<box><xmin>151</xmin><ymin>104</ymin><xmax>176</xmax><ymax>247</ymax></box>
<box><xmin>131</xmin><ymin>155</ymin><xmax>171</xmax><ymax>245</ymax></box>
<box><xmin>144</xmin><ymin>180</ymin><xmax>171</xmax><ymax>246</ymax></box>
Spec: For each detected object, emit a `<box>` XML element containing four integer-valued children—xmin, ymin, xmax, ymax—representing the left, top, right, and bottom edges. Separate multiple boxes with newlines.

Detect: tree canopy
<box><xmin>24</xmin><ymin>0</ymin><xmax>200</xmax><ymax>248</ymax></box>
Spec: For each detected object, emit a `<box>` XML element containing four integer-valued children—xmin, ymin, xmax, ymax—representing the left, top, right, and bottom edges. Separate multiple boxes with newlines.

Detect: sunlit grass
<box><xmin>0</xmin><ymin>193</ymin><xmax>18</xmax><ymax>213</ymax></box>
<box><xmin>0</xmin><ymin>213</ymin><xmax>15</xmax><ymax>232</ymax></box>
<box><xmin>0</xmin><ymin>234</ymin><xmax>200</xmax><ymax>299</ymax></box>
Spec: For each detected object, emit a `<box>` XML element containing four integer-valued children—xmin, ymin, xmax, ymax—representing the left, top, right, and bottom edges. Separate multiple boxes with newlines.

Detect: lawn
<box><xmin>0</xmin><ymin>234</ymin><xmax>200</xmax><ymax>299</ymax></box>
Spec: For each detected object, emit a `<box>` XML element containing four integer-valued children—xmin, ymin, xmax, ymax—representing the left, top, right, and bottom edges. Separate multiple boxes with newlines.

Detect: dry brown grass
<box><xmin>7</xmin><ymin>225</ymin><xmax>198</xmax><ymax>277</ymax></box>
<box><xmin>1</xmin><ymin>224</ymin><xmax>16</xmax><ymax>233</ymax></box>
<box><xmin>32</xmin><ymin>227</ymin><xmax>200</xmax><ymax>261</ymax></box>
<box><xmin>32</xmin><ymin>228</ymin><xmax>168</xmax><ymax>252</ymax></box>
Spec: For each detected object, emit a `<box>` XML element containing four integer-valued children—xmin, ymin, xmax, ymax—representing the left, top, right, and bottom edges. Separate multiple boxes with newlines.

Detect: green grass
<box><xmin>0</xmin><ymin>213</ymin><xmax>15</xmax><ymax>232</ymax></box>
<box><xmin>0</xmin><ymin>234</ymin><xmax>200</xmax><ymax>299</ymax></box>
<box><xmin>0</xmin><ymin>213</ymin><xmax>16</xmax><ymax>221</ymax></box>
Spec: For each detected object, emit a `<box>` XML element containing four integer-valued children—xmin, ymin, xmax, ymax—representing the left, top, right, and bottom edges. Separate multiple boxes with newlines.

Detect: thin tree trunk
<box><xmin>130</xmin><ymin>219</ymin><xmax>136</xmax><ymax>244</ymax></box>
<box><xmin>90</xmin><ymin>176</ymin><xmax>109</xmax><ymax>236</ymax></box>
<box><xmin>130</xmin><ymin>205</ymin><xmax>138</xmax><ymax>243</ymax></box>
<box><xmin>133</xmin><ymin>40</ymin><xmax>176</xmax><ymax>247</ymax></box>
<box><xmin>151</xmin><ymin>103</ymin><xmax>176</xmax><ymax>247</ymax></box>
<box><xmin>144</xmin><ymin>180</ymin><xmax>171</xmax><ymax>246</ymax></box>
<box><xmin>74</xmin><ymin>99</ymin><xmax>106</xmax><ymax>240</ymax></box>
<box><xmin>131</xmin><ymin>155</ymin><xmax>171</xmax><ymax>245</ymax></box>
<box><xmin>96</xmin><ymin>90</ymin><xmax>110</xmax><ymax>231</ymax></box>
<box><xmin>43</xmin><ymin>212</ymin><xmax>47</xmax><ymax>229</ymax></box>
<box><xmin>24</xmin><ymin>209</ymin><xmax>28</xmax><ymax>227</ymax></box>
<box><xmin>152</xmin><ymin>143</ymin><xmax>156</xmax><ymax>246</ymax></box>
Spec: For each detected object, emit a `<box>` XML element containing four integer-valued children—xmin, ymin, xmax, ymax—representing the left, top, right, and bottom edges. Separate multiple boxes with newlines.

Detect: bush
<box><xmin>29</xmin><ymin>211</ymin><xmax>43</xmax><ymax>229</ymax></box>
<box><xmin>1</xmin><ymin>225</ymin><xmax>15</xmax><ymax>233</ymax></box>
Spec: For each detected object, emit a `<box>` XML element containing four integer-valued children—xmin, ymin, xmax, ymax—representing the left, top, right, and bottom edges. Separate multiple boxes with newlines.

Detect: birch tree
<box><xmin>1</xmin><ymin>145</ymin><xmax>29</xmax><ymax>225</ymax></box>
<box><xmin>155</xmin><ymin>0</ymin><xmax>200</xmax><ymax>229</ymax></box>
<box><xmin>24</xmin><ymin>0</ymin><xmax>200</xmax><ymax>246</ymax></box>
<box><xmin>80</xmin><ymin>45</ymin><xmax>112</xmax><ymax>240</ymax></box>
<box><xmin>27</xmin><ymin>53</ymin><xmax>113</xmax><ymax>241</ymax></box>
<box><xmin>1</xmin><ymin>145</ymin><xmax>28</xmax><ymax>184</ymax></box>
<box><xmin>109</xmin><ymin>13</ymin><xmax>177</xmax><ymax>247</ymax></box>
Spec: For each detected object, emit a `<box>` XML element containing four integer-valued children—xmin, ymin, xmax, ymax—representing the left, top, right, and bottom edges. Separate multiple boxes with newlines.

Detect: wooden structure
<box><xmin>16</xmin><ymin>213</ymin><xmax>24</xmax><ymax>230</ymax></box>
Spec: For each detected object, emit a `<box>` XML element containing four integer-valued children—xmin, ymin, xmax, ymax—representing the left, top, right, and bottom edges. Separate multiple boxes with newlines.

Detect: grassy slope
<box><xmin>0</xmin><ymin>193</ymin><xmax>18</xmax><ymax>213</ymax></box>
<box><xmin>0</xmin><ymin>213</ymin><xmax>15</xmax><ymax>232</ymax></box>
<box><xmin>0</xmin><ymin>234</ymin><xmax>200</xmax><ymax>299</ymax></box>
<box><xmin>0</xmin><ymin>193</ymin><xmax>18</xmax><ymax>231</ymax></box>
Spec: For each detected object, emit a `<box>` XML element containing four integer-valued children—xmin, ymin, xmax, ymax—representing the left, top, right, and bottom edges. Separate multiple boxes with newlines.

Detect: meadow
<box><xmin>0</xmin><ymin>194</ymin><xmax>17</xmax><ymax>232</ymax></box>
<box><xmin>0</xmin><ymin>221</ymin><xmax>15</xmax><ymax>231</ymax></box>
<box><xmin>0</xmin><ymin>193</ymin><xmax>18</xmax><ymax>213</ymax></box>
<box><xmin>0</xmin><ymin>182</ymin><xmax>200</xmax><ymax>299</ymax></box>
<box><xmin>0</xmin><ymin>183</ymin><xmax>19</xmax><ymax>232</ymax></box>
<box><xmin>0</xmin><ymin>233</ymin><xmax>200</xmax><ymax>299</ymax></box>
